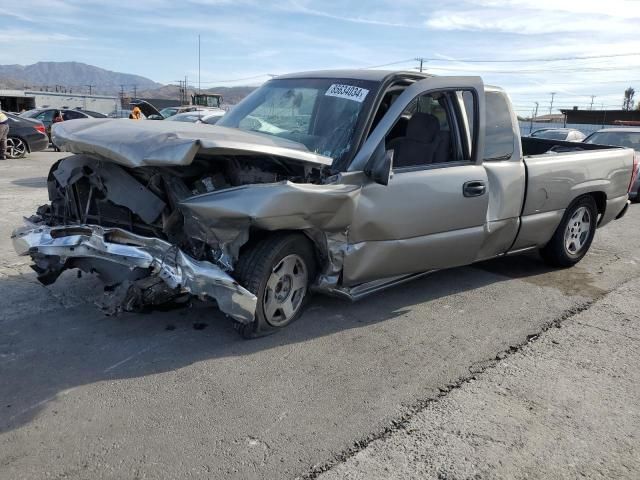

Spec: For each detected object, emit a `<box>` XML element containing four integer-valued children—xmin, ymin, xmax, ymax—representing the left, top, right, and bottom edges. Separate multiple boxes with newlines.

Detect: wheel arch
<box><xmin>585</xmin><ymin>191</ymin><xmax>607</xmax><ymax>224</ymax></box>
<box><xmin>239</xmin><ymin>228</ymin><xmax>323</xmax><ymax>273</ymax></box>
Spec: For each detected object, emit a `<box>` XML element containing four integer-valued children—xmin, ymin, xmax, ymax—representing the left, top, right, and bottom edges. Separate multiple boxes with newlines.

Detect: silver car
<box><xmin>584</xmin><ymin>128</ymin><xmax>640</xmax><ymax>200</ymax></box>
<box><xmin>530</xmin><ymin>128</ymin><xmax>586</xmax><ymax>142</ymax></box>
<box><xmin>12</xmin><ymin>70</ymin><xmax>634</xmax><ymax>338</ymax></box>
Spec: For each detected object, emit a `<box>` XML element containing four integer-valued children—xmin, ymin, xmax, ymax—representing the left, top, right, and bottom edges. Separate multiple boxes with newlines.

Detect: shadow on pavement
<box><xmin>11</xmin><ymin>177</ymin><xmax>48</xmax><ymax>188</ymax></box>
<box><xmin>0</xmin><ymin>253</ymin><xmax>572</xmax><ymax>433</ymax></box>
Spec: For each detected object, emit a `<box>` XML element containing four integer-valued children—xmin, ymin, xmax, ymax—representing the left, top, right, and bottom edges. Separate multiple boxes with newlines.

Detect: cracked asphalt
<box><xmin>1</xmin><ymin>151</ymin><xmax>639</xmax><ymax>479</ymax></box>
<box><xmin>317</xmin><ymin>278</ymin><xmax>640</xmax><ymax>480</ymax></box>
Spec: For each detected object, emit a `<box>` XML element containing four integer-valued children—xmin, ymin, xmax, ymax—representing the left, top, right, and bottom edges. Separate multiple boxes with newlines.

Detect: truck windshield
<box><xmin>218</xmin><ymin>78</ymin><xmax>376</xmax><ymax>162</ymax></box>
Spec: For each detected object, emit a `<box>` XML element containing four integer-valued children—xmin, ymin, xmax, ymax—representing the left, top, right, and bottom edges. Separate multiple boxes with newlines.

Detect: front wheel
<box><xmin>6</xmin><ymin>137</ymin><xmax>27</xmax><ymax>159</ymax></box>
<box><xmin>540</xmin><ymin>196</ymin><xmax>598</xmax><ymax>267</ymax></box>
<box><xmin>234</xmin><ymin>233</ymin><xmax>316</xmax><ymax>338</ymax></box>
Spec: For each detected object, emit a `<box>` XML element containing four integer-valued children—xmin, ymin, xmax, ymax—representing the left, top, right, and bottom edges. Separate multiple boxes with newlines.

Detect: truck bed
<box><xmin>509</xmin><ymin>137</ymin><xmax>634</xmax><ymax>251</ymax></box>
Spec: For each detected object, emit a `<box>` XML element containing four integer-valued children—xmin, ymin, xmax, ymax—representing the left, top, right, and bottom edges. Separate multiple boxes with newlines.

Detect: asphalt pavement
<box><xmin>1</xmin><ymin>151</ymin><xmax>639</xmax><ymax>479</ymax></box>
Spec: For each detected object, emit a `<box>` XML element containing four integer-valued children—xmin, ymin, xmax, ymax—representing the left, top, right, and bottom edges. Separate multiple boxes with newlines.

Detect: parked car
<box><xmin>131</xmin><ymin>100</ymin><xmax>223</xmax><ymax>120</ymax></box>
<box><xmin>4</xmin><ymin>112</ymin><xmax>48</xmax><ymax>159</ymax></box>
<box><xmin>530</xmin><ymin>128</ymin><xmax>586</xmax><ymax>142</ymax></box>
<box><xmin>12</xmin><ymin>70</ymin><xmax>635</xmax><ymax>338</ymax></box>
<box><xmin>108</xmin><ymin>109</ymin><xmax>132</xmax><ymax>119</ymax></box>
<box><xmin>164</xmin><ymin>110</ymin><xmax>226</xmax><ymax>124</ymax></box>
<box><xmin>19</xmin><ymin>108</ymin><xmax>106</xmax><ymax>140</ymax></box>
<box><xmin>584</xmin><ymin>128</ymin><xmax>640</xmax><ymax>200</ymax></box>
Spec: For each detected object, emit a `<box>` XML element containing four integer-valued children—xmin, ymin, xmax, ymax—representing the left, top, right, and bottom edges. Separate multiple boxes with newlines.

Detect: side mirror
<box><xmin>148</xmin><ymin>114</ymin><xmax>164</xmax><ymax>120</ymax></box>
<box><xmin>365</xmin><ymin>141</ymin><xmax>394</xmax><ymax>186</ymax></box>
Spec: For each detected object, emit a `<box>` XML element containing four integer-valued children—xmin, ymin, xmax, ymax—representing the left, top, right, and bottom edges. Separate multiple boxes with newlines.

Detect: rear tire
<box><xmin>234</xmin><ymin>233</ymin><xmax>316</xmax><ymax>339</ymax></box>
<box><xmin>540</xmin><ymin>195</ymin><xmax>598</xmax><ymax>267</ymax></box>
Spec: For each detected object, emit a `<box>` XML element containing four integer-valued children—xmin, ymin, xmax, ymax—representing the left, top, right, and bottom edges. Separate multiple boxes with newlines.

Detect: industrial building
<box><xmin>0</xmin><ymin>89</ymin><xmax>119</xmax><ymax>115</ymax></box>
<box><xmin>560</xmin><ymin>108</ymin><xmax>640</xmax><ymax>125</ymax></box>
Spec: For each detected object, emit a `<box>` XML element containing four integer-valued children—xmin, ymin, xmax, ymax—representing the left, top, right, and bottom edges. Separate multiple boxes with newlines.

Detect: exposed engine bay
<box><xmin>12</xmin><ymin>152</ymin><xmax>339</xmax><ymax>320</ymax></box>
<box><xmin>35</xmin><ymin>154</ymin><xmax>322</xmax><ymax>266</ymax></box>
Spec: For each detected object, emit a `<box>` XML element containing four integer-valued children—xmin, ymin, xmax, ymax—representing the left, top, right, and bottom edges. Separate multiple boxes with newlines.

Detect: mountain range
<box><xmin>0</xmin><ymin>62</ymin><xmax>161</xmax><ymax>95</ymax></box>
<box><xmin>0</xmin><ymin>61</ymin><xmax>256</xmax><ymax>104</ymax></box>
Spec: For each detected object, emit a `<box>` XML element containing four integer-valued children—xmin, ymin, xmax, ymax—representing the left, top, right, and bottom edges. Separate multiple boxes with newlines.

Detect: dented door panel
<box><xmin>344</xmin><ymin>165</ymin><xmax>490</xmax><ymax>284</ymax></box>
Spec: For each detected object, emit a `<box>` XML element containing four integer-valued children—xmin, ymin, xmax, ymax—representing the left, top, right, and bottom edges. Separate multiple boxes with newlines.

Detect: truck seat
<box><xmin>388</xmin><ymin>112</ymin><xmax>450</xmax><ymax>167</ymax></box>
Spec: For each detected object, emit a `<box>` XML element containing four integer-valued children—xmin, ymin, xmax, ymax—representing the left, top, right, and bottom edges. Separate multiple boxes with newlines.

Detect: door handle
<box><xmin>463</xmin><ymin>181</ymin><xmax>486</xmax><ymax>197</ymax></box>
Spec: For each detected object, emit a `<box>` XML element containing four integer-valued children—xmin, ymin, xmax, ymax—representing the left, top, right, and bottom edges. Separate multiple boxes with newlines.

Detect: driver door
<box><xmin>342</xmin><ymin>77</ymin><xmax>489</xmax><ymax>285</ymax></box>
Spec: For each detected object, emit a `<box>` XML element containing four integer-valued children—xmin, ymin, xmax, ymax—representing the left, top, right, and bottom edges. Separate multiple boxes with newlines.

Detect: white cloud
<box><xmin>425</xmin><ymin>7</ymin><xmax>637</xmax><ymax>35</ymax></box>
<box><xmin>0</xmin><ymin>29</ymin><xmax>85</xmax><ymax>43</ymax></box>
<box><xmin>424</xmin><ymin>0</ymin><xmax>640</xmax><ymax>39</ymax></box>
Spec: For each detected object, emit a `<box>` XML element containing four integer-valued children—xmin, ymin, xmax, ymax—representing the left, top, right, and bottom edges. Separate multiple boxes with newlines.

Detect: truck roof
<box><xmin>276</xmin><ymin>69</ymin><xmax>431</xmax><ymax>82</ymax></box>
<box><xmin>274</xmin><ymin>69</ymin><xmax>502</xmax><ymax>93</ymax></box>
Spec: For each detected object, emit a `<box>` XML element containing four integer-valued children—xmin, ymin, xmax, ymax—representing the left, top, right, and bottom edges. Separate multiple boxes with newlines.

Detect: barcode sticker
<box><xmin>325</xmin><ymin>84</ymin><xmax>369</xmax><ymax>103</ymax></box>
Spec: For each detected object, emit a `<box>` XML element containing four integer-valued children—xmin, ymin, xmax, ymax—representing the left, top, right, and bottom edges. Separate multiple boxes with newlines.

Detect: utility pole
<box><xmin>175</xmin><ymin>80</ymin><xmax>184</xmax><ymax>104</ymax></box>
<box><xmin>589</xmin><ymin>95</ymin><xmax>596</xmax><ymax>110</ymax></box>
<box><xmin>86</xmin><ymin>84</ymin><xmax>94</xmax><ymax>95</ymax></box>
<box><xmin>415</xmin><ymin>57</ymin><xmax>425</xmax><ymax>72</ymax></box>
<box><xmin>185</xmin><ymin>75</ymin><xmax>188</xmax><ymax>104</ymax></box>
<box><xmin>198</xmin><ymin>34</ymin><xmax>201</xmax><ymax>94</ymax></box>
<box><xmin>549</xmin><ymin>92</ymin><xmax>556</xmax><ymax>115</ymax></box>
<box><xmin>133</xmin><ymin>84</ymin><xmax>137</xmax><ymax>99</ymax></box>
<box><xmin>529</xmin><ymin>101</ymin><xmax>539</xmax><ymax>133</ymax></box>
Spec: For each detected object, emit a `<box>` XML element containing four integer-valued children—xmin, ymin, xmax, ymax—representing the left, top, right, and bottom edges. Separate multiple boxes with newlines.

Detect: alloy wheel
<box><xmin>263</xmin><ymin>254</ymin><xmax>308</xmax><ymax>327</ymax></box>
<box><xmin>6</xmin><ymin>137</ymin><xmax>27</xmax><ymax>159</ymax></box>
<box><xmin>564</xmin><ymin>206</ymin><xmax>591</xmax><ymax>255</ymax></box>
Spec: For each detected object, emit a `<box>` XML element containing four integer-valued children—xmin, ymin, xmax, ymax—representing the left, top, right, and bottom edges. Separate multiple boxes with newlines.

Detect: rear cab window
<box><xmin>484</xmin><ymin>91</ymin><xmax>516</xmax><ymax>161</ymax></box>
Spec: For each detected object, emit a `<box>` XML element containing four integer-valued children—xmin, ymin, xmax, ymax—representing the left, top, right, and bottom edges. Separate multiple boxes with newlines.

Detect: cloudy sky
<box><xmin>2</xmin><ymin>0</ymin><xmax>640</xmax><ymax>114</ymax></box>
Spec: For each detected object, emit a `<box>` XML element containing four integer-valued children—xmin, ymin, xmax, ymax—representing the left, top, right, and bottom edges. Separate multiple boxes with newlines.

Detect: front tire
<box><xmin>234</xmin><ymin>233</ymin><xmax>316</xmax><ymax>338</ymax></box>
<box><xmin>540</xmin><ymin>195</ymin><xmax>598</xmax><ymax>267</ymax></box>
<box><xmin>6</xmin><ymin>137</ymin><xmax>27</xmax><ymax>159</ymax></box>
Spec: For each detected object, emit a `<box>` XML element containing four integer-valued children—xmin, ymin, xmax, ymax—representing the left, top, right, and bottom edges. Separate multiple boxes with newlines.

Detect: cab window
<box><xmin>384</xmin><ymin>90</ymin><xmax>476</xmax><ymax>169</ymax></box>
<box><xmin>484</xmin><ymin>92</ymin><xmax>515</xmax><ymax>161</ymax></box>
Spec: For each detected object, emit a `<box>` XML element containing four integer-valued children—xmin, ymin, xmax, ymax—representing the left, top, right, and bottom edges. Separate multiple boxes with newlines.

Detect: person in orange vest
<box><xmin>129</xmin><ymin>106</ymin><xmax>142</xmax><ymax>120</ymax></box>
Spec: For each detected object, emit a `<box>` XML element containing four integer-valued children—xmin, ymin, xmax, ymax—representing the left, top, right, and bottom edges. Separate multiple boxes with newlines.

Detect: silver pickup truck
<box><xmin>12</xmin><ymin>70</ymin><xmax>636</xmax><ymax>337</ymax></box>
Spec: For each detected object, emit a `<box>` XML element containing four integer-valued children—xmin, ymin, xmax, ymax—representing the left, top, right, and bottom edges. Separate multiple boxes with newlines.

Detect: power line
<box><xmin>420</xmin><ymin>52</ymin><xmax>640</xmax><ymax>64</ymax></box>
<box><xmin>421</xmin><ymin>65</ymin><xmax>640</xmax><ymax>74</ymax></box>
<box><xmin>361</xmin><ymin>58</ymin><xmax>416</xmax><ymax>69</ymax></box>
<box><xmin>197</xmin><ymin>73</ymin><xmax>275</xmax><ymax>84</ymax></box>
<box><xmin>358</xmin><ymin>53</ymin><xmax>640</xmax><ymax>71</ymax></box>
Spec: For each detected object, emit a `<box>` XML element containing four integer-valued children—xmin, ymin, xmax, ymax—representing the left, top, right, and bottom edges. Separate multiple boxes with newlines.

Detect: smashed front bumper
<box><xmin>11</xmin><ymin>223</ymin><xmax>257</xmax><ymax>323</ymax></box>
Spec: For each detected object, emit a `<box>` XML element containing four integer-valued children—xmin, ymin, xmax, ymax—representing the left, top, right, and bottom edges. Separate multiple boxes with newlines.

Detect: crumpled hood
<box><xmin>52</xmin><ymin>118</ymin><xmax>334</xmax><ymax>169</ymax></box>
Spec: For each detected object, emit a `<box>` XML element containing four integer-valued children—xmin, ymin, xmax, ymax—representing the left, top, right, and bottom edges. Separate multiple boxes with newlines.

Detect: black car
<box><xmin>5</xmin><ymin>112</ymin><xmax>49</xmax><ymax>159</ymax></box>
<box><xmin>20</xmin><ymin>108</ymin><xmax>106</xmax><ymax>140</ymax></box>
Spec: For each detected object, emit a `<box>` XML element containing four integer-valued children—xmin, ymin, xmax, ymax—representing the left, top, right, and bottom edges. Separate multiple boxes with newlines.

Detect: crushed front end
<box><xmin>12</xmin><ymin>120</ymin><xmax>359</xmax><ymax>325</ymax></box>
<box><xmin>10</xmin><ymin>150</ymin><xmax>276</xmax><ymax>322</ymax></box>
<box><xmin>12</xmin><ymin>223</ymin><xmax>257</xmax><ymax>322</ymax></box>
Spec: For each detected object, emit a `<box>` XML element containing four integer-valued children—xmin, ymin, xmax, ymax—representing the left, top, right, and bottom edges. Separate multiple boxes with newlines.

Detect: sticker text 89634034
<box><xmin>325</xmin><ymin>84</ymin><xmax>369</xmax><ymax>103</ymax></box>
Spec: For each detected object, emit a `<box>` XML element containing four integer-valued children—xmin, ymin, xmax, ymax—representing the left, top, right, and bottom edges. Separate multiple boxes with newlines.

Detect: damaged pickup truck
<box><xmin>12</xmin><ymin>70</ymin><xmax>636</xmax><ymax>337</ymax></box>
